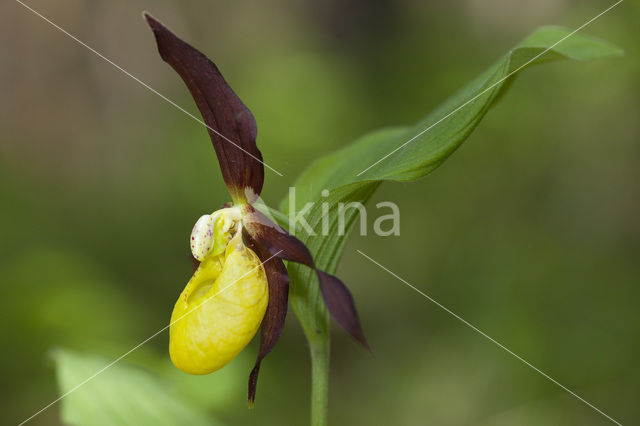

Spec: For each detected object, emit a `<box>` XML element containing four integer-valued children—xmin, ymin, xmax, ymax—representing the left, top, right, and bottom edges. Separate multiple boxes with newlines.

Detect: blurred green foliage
<box><xmin>54</xmin><ymin>348</ymin><xmax>218</xmax><ymax>426</ymax></box>
<box><xmin>1</xmin><ymin>1</ymin><xmax>638</xmax><ymax>425</ymax></box>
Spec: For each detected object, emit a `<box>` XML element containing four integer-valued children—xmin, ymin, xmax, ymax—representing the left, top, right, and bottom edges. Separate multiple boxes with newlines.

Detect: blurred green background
<box><xmin>2</xmin><ymin>0</ymin><xmax>638</xmax><ymax>425</ymax></box>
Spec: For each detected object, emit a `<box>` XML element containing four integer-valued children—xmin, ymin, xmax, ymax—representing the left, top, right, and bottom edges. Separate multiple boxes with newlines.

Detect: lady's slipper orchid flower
<box><xmin>145</xmin><ymin>14</ymin><xmax>369</xmax><ymax>404</ymax></box>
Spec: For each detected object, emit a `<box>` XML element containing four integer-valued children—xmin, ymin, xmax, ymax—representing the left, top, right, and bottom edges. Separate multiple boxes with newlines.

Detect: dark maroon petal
<box><xmin>145</xmin><ymin>13</ymin><xmax>263</xmax><ymax>202</ymax></box>
<box><xmin>189</xmin><ymin>254</ymin><xmax>200</xmax><ymax>272</ymax></box>
<box><xmin>247</xmin><ymin>363</ymin><xmax>261</xmax><ymax>408</ymax></box>
<box><xmin>317</xmin><ymin>270</ymin><xmax>370</xmax><ymax>352</ymax></box>
<box><xmin>243</xmin><ymin>205</ymin><xmax>369</xmax><ymax>351</ymax></box>
<box><xmin>242</xmin><ymin>206</ymin><xmax>314</xmax><ymax>267</ymax></box>
<box><xmin>244</xmin><ymin>229</ymin><xmax>289</xmax><ymax>406</ymax></box>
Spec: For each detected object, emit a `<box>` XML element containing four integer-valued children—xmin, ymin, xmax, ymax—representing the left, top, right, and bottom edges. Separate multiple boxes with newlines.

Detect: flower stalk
<box><xmin>310</xmin><ymin>330</ymin><xmax>330</xmax><ymax>426</ymax></box>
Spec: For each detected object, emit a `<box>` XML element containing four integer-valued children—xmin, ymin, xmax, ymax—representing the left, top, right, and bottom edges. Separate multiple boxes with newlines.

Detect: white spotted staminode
<box><xmin>189</xmin><ymin>207</ymin><xmax>241</xmax><ymax>261</ymax></box>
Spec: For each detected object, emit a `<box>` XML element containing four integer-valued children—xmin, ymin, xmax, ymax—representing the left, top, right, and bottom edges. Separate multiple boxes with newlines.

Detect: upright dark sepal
<box><xmin>244</xmin><ymin>229</ymin><xmax>290</xmax><ymax>406</ymax></box>
<box><xmin>144</xmin><ymin>13</ymin><xmax>264</xmax><ymax>203</ymax></box>
<box><xmin>243</xmin><ymin>206</ymin><xmax>370</xmax><ymax>351</ymax></box>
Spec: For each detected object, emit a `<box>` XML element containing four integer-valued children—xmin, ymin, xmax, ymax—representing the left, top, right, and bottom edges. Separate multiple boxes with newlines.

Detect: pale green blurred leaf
<box><xmin>279</xmin><ymin>27</ymin><xmax>621</xmax><ymax>342</ymax></box>
<box><xmin>54</xmin><ymin>348</ymin><xmax>220</xmax><ymax>426</ymax></box>
<box><xmin>158</xmin><ymin>353</ymin><xmax>248</xmax><ymax>412</ymax></box>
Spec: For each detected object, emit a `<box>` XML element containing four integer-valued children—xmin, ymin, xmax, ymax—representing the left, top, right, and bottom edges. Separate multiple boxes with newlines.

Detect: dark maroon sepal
<box><xmin>244</xmin><ymin>228</ymin><xmax>290</xmax><ymax>405</ymax></box>
<box><xmin>317</xmin><ymin>270</ymin><xmax>370</xmax><ymax>352</ymax></box>
<box><xmin>243</xmin><ymin>206</ymin><xmax>370</xmax><ymax>351</ymax></box>
<box><xmin>144</xmin><ymin>13</ymin><xmax>264</xmax><ymax>202</ymax></box>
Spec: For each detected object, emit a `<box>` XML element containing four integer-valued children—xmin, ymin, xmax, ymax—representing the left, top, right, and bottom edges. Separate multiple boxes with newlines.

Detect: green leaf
<box><xmin>280</xmin><ymin>26</ymin><xmax>620</xmax><ymax>343</ymax></box>
<box><xmin>53</xmin><ymin>348</ymin><xmax>220</xmax><ymax>426</ymax></box>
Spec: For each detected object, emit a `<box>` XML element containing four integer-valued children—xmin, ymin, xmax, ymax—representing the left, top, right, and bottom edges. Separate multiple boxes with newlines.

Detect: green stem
<box><xmin>310</xmin><ymin>336</ymin><xmax>330</xmax><ymax>426</ymax></box>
